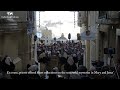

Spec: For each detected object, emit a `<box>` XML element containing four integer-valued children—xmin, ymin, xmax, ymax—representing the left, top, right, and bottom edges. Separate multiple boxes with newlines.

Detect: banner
<box><xmin>80</xmin><ymin>30</ymin><xmax>96</xmax><ymax>40</ymax></box>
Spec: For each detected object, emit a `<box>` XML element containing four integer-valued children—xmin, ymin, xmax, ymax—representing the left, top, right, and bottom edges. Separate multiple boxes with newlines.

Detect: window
<box><xmin>98</xmin><ymin>11</ymin><xmax>107</xmax><ymax>19</ymax></box>
<box><xmin>78</xmin><ymin>12</ymin><xmax>81</xmax><ymax>17</ymax></box>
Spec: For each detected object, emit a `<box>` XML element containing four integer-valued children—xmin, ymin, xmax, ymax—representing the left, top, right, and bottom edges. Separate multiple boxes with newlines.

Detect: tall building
<box><xmin>78</xmin><ymin>11</ymin><xmax>120</xmax><ymax>70</ymax></box>
<box><xmin>38</xmin><ymin>26</ymin><xmax>52</xmax><ymax>45</ymax></box>
<box><xmin>97</xmin><ymin>11</ymin><xmax>120</xmax><ymax>66</ymax></box>
<box><xmin>0</xmin><ymin>11</ymin><xmax>35</xmax><ymax>71</ymax></box>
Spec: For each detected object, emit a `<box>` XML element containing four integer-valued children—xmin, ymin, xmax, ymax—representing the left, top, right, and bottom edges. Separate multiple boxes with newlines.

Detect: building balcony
<box><xmin>0</xmin><ymin>18</ymin><xmax>35</xmax><ymax>33</ymax></box>
<box><xmin>97</xmin><ymin>11</ymin><xmax>120</xmax><ymax>25</ymax></box>
<box><xmin>97</xmin><ymin>18</ymin><xmax>120</xmax><ymax>25</ymax></box>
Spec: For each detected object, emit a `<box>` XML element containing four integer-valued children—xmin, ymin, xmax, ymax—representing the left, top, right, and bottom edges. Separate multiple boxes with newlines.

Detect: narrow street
<box><xmin>0</xmin><ymin>11</ymin><xmax>120</xmax><ymax>79</ymax></box>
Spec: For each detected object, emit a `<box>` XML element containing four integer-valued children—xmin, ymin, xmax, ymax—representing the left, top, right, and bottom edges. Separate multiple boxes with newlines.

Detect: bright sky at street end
<box><xmin>36</xmin><ymin>11</ymin><xmax>80</xmax><ymax>40</ymax></box>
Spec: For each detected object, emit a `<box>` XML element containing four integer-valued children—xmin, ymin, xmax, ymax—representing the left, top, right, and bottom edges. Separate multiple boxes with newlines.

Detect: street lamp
<box><xmin>68</xmin><ymin>33</ymin><xmax>71</xmax><ymax>42</ymax></box>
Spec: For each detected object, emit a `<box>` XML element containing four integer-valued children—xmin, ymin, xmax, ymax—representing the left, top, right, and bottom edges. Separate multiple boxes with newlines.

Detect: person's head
<box><xmin>90</xmin><ymin>66</ymin><xmax>96</xmax><ymax>71</ymax></box>
<box><xmin>0</xmin><ymin>55</ymin><xmax>2</xmax><ymax>61</ymax></box>
<box><xmin>73</xmin><ymin>54</ymin><xmax>76</xmax><ymax>57</ymax></box>
<box><xmin>5</xmin><ymin>56</ymin><xmax>12</xmax><ymax>65</ymax></box>
<box><xmin>78</xmin><ymin>65</ymin><xmax>87</xmax><ymax>72</ymax></box>
<box><xmin>35</xmin><ymin>62</ymin><xmax>38</xmax><ymax>65</ymax></box>
<box><xmin>42</xmin><ymin>50</ymin><xmax>45</xmax><ymax>53</ymax></box>
<box><xmin>27</xmin><ymin>64</ymin><xmax>31</xmax><ymax>69</ymax></box>
<box><xmin>53</xmin><ymin>67</ymin><xmax>58</xmax><ymax>72</ymax></box>
<box><xmin>86</xmin><ymin>30</ymin><xmax>90</xmax><ymax>36</ymax></box>
<box><xmin>101</xmin><ymin>66</ymin><xmax>109</xmax><ymax>72</ymax></box>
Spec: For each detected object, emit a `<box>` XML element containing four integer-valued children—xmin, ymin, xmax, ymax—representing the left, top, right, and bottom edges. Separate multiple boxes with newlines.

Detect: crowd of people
<box><xmin>36</xmin><ymin>41</ymin><xmax>119</xmax><ymax>79</ymax></box>
<box><xmin>0</xmin><ymin>41</ymin><xmax>120</xmax><ymax>79</ymax></box>
<box><xmin>36</xmin><ymin>41</ymin><xmax>84</xmax><ymax>79</ymax></box>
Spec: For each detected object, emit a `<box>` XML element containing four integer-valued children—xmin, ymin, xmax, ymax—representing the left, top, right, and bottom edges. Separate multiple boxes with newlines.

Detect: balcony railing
<box><xmin>97</xmin><ymin>18</ymin><xmax>120</xmax><ymax>25</ymax></box>
<box><xmin>97</xmin><ymin>11</ymin><xmax>120</xmax><ymax>25</ymax></box>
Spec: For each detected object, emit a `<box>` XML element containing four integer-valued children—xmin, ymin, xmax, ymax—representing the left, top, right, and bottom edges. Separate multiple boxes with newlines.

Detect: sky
<box><xmin>36</xmin><ymin>11</ymin><xmax>80</xmax><ymax>40</ymax></box>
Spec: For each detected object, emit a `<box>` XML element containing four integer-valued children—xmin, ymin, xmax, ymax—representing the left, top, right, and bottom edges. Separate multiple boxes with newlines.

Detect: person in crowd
<box><xmin>48</xmin><ymin>67</ymin><xmax>59</xmax><ymax>79</ymax></box>
<box><xmin>27</xmin><ymin>62</ymin><xmax>40</xmax><ymax>79</ymax></box>
<box><xmin>73</xmin><ymin>54</ymin><xmax>78</xmax><ymax>69</ymax></box>
<box><xmin>0</xmin><ymin>55</ymin><xmax>2</xmax><ymax>72</ymax></box>
<box><xmin>1</xmin><ymin>55</ymin><xmax>15</xmax><ymax>72</ymax></box>
<box><xmin>71</xmin><ymin>65</ymin><xmax>91</xmax><ymax>79</ymax></box>
<box><xmin>28</xmin><ymin>63</ymin><xmax>38</xmax><ymax>72</ymax></box>
<box><xmin>64</xmin><ymin>55</ymin><xmax>77</xmax><ymax>71</ymax></box>
<box><xmin>0</xmin><ymin>55</ymin><xmax>15</xmax><ymax>79</ymax></box>
<box><xmin>38</xmin><ymin>50</ymin><xmax>46</xmax><ymax>63</ymax></box>
<box><xmin>58</xmin><ymin>52</ymin><xmax>68</xmax><ymax>71</ymax></box>
<box><xmin>64</xmin><ymin>55</ymin><xmax>77</xmax><ymax>79</ymax></box>
<box><xmin>79</xmin><ymin>54</ymin><xmax>83</xmax><ymax>65</ymax></box>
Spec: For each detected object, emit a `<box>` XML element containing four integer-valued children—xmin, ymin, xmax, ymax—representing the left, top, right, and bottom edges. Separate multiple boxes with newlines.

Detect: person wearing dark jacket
<box><xmin>64</xmin><ymin>55</ymin><xmax>77</xmax><ymax>79</ymax></box>
<box><xmin>69</xmin><ymin>65</ymin><xmax>91</xmax><ymax>79</ymax></box>
<box><xmin>48</xmin><ymin>67</ymin><xmax>58</xmax><ymax>79</ymax></box>
<box><xmin>0</xmin><ymin>56</ymin><xmax>14</xmax><ymax>79</ymax></box>
<box><xmin>1</xmin><ymin>56</ymin><xmax>15</xmax><ymax>72</ymax></box>
<box><xmin>0</xmin><ymin>55</ymin><xmax>2</xmax><ymax>72</ymax></box>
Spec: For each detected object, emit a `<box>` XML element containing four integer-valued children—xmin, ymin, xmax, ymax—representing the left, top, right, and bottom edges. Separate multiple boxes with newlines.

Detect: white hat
<box><xmin>73</xmin><ymin>54</ymin><xmax>76</xmax><ymax>57</ymax></box>
<box><xmin>53</xmin><ymin>67</ymin><xmax>58</xmax><ymax>72</ymax></box>
<box><xmin>5</xmin><ymin>57</ymin><xmax>12</xmax><ymax>65</ymax></box>
<box><xmin>59</xmin><ymin>54</ymin><xmax>61</xmax><ymax>57</ymax></box>
<box><xmin>67</xmin><ymin>56</ymin><xmax>74</xmax><ymax>66</ymax></box>
<box><xmin>28</xmin><ymin>65</ymin><xmax>38</xmax><ymax>72</ymax></box>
